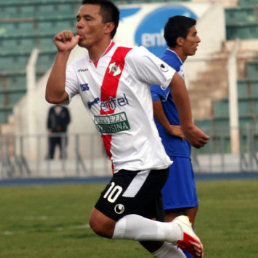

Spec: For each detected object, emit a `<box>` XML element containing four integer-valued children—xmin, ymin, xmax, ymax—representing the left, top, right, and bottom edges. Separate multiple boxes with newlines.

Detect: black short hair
<box><xmin>164</xmin><ymin>15</ymin><xmax>196</xmax><ymax>48</ymax></box>
<box><xmin>82</xmin><ymin>0</ymin><xmax>120</xmax><ymax>38</ymax></box>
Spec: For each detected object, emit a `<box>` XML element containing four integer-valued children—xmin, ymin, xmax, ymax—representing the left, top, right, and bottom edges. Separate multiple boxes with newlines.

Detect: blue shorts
<box><xmin>161</xmin><ymin>156</ymin><xmax>198</xmax><ymax>210</ymax></box>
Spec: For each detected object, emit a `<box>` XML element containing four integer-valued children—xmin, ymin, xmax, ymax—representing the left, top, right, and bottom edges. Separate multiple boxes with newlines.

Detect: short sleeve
<box><xmin>126</xmin><ymin>46</ymin><xmax>175</xmax><ymax>89</ymax></box>
<box><xmin>150</xmin><ymin>84</ymin><xmax>170</xmax><ymax>101</ymax></box>
<box><xmin>64</xmin><ymin>63</ymin><xmax>80</xmax><ymax>104</ymax></box>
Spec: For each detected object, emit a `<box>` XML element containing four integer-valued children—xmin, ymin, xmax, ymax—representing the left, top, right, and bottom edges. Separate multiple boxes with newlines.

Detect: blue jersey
<box><xmin>150</xmin><ymin>49</ymin><xmax>191</xmax><ymax>158</ymax></box>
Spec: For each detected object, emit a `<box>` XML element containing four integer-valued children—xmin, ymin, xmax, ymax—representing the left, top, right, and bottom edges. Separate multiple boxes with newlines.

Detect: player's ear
<box><xmin>104</xmin><ymin>22</ymin><xmax>115</xmax><ymax>35</ymax></box>
<box><xmin>176</xmin><ymin>37</ymin><xmax>184</xmax><ymax>47</ymax></box>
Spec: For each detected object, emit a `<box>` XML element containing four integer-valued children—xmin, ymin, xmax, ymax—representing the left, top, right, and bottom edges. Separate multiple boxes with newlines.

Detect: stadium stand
<box><xmin>195</xmin><ymin>58</ymin><xmax>258</xmax><ymax>153</ymax></box>
<box><xmin>246</xmin><ymin>60</ymin><xmax>258</xmax><ymax>78</ymax></box>
<box><xmin>191</xmin><ymin>0</ymin><xmax>258</xmax><ymax>153</ymax></box>
<box><xmin>0</xmin><ymin>0</ymin><xmax>81</xmax><ymax>124</ymax></box>
<box><xmin>225</xmin><ymin>0</ymin><xmax>258</xmax><ymax>40</ymax></box>
<box><xmin>238</xmin><ymin>0</ymin><xmax>258</xmax><ymax>6</ymax></box>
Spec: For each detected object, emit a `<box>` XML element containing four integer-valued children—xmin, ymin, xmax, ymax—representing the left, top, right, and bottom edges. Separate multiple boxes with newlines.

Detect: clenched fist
<box><xmin>54</xmin><ymin>30</ymin><xmax>80</xmax><ymax>52</ymax></box>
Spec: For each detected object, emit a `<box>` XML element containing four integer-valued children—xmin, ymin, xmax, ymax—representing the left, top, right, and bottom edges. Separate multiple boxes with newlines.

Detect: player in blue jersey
<box><xmin>151</xmin><ymin>16</ymin><xmax>209</xmax><ymax>257</ymax></box>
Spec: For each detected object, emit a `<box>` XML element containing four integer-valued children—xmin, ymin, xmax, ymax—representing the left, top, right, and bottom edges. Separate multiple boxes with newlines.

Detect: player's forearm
<box><xmin>45</xmin><ymin>51</ymin><xmax>70</xmax><ymax>104</ymax></box>
<box><xmin>169</xmin><ymin>73</ymin><xmax>193</xmax><ymax>131</ymax></box>
<box><xmin>153</xmin><ymin>101</ymin><xmax>171</xmax><ymax>132</ymax></box>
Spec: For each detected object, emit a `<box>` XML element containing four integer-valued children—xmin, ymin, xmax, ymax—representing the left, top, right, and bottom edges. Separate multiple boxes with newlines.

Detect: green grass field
<box><xmin>0</xmin><ymin>179</ymin><xmax>258</xmax><ymax>258</ymax></box>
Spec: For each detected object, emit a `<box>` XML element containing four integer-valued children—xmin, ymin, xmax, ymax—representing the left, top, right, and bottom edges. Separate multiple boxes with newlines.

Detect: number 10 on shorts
<box><xmin>103</xmin><ymin>182</ymin><xmax>123</xmax><ymax>203</ymax></box>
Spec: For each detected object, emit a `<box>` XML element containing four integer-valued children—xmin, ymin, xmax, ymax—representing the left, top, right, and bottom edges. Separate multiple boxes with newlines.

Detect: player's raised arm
<box><xmin>45</xmin><ymin>30</ymin><xmax>79</xmax><ymax>104</ymax></box>
<box><xmin>169</xmin><ymin>72</ymin><xmax>209</xmax><ymax>148</ymax></box>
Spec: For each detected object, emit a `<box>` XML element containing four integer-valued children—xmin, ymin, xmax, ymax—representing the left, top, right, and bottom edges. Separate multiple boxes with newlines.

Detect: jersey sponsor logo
<box><xmin>88</xmin><ymin>97</ymin><xmax>100</xmax><ymax>109</ymax></box>
<box><xmin>80</xmin><ymin>83</ymin><xmax>89</xmax><ymax>91</ymax></box>
<box><xmin>101</xmin><ymin>93</ymin><xmax>129</xmax><ymax>112</ymax></box>
<box><xmin>94</xmin><ymin>112</ymin><xmax>130</xmax><ymax>134</ymax></box>
<box><xmin>88</xmin><ymin>93</ymin><xmax>129</xmax><ymax>112</ymax></box>
<box><xmin>109</xmin><ymin>62</ymin><xmax>122</xmax><ymax>76</ymax></box>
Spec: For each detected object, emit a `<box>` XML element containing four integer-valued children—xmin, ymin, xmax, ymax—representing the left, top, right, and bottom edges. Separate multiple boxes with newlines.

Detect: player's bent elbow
<box><xmin>45</xmin><ymin>94</ymin><xmax>58</xmax><ymax>104</ymax></box>
<box><xmin>45</xmin><ymin>92</ymin><xmax>66</xmax><ymax>104</ymax></box>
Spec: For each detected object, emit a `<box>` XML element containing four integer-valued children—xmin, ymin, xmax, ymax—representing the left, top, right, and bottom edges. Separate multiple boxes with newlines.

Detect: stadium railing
<box><xmin>0</xmin><ymin>127</ymin><xmax>257</xmax><ymax>181</ymax></box>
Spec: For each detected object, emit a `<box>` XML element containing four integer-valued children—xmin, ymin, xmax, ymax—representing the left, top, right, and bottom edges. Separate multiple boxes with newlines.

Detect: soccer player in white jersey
<box><xmin>45</xmin><ymin>0</ymin><xmax>209</xmax><ymax>257</ymax></box>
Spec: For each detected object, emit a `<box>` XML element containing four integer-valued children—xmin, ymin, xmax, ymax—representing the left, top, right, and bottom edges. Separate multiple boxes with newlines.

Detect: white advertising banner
<box><xmin>115</xmin><ymin>2</ymin><xmax>225</xmax><ymax>57</ymax></box>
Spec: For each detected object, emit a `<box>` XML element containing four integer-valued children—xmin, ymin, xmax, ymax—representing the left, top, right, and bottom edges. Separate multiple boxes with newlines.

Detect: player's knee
<box><xmin>89</xmin><ymin>217</ymin><xmax>113</xmax><ymax>238</ymax></box>
<box><xmin>89</xmin><ymin>209</ymin><xmax>115</xmax><ymax>238</ymax></box>
<box><xmin>89</xmin><ymin>215</ymin><xmax>104</xmax><ymax>236</ymax></box>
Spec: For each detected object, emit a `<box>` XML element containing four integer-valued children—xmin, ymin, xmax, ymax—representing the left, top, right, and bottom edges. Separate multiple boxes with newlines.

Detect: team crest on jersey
<box><xmin>109</xmin><ymin>62</ymin><xmax>121</xmax><ymax>76</ymax></box>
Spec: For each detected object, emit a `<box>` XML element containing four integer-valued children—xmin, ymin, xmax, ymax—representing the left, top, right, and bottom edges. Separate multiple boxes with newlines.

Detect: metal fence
<box><xmin>0</xmin><ymin>133</ymin><xmax>112</xmax><ymax>180</ymax></box>
<box><xmin>191</xmin><ymin>125</ymin><xmax>258</xmax><ymax>173</ymax></box>
<box><xmin>0</xmin><ymin>126</ymin><xmax>257</xmax><ymax>181</ymax></box>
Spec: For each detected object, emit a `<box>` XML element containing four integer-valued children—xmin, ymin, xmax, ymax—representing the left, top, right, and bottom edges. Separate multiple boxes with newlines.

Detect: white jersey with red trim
<box><xmin>65</xmin><ymin>42</ymin><xmax>176</xmax><ymax>173</ymax></box>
